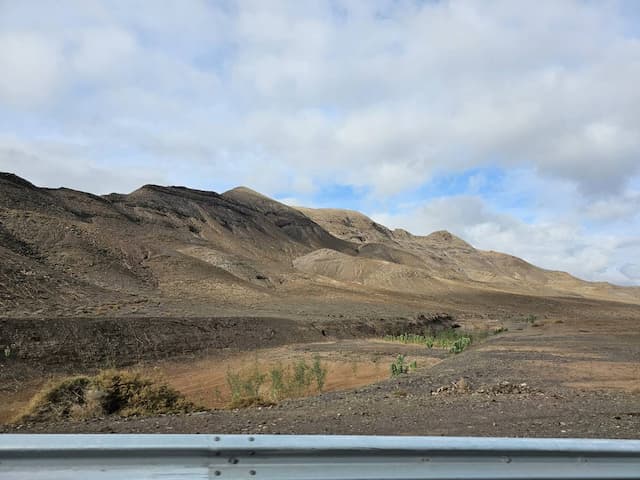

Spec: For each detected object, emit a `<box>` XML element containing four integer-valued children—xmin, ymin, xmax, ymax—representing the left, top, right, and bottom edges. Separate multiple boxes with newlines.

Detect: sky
<box><xmin>0</xmin><ymin>0</ymin><xmax>639</xmax><ymax>285</ymax></box>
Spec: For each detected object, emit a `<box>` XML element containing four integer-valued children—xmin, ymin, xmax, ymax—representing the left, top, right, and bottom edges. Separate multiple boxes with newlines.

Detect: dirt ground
<box><xmin>2</xmin><ymin>297</ymin><xmax>638</xmax><ymax>437</ymax></box>
<box><xmin>137</xmin><ymin>340</ymin><xmax>443</xmax><ymax>409</ymax></box>
<box><xmin>0</xmin><ymin>317</ymin><xmax>452</xmax><ymax>423</ymax></box>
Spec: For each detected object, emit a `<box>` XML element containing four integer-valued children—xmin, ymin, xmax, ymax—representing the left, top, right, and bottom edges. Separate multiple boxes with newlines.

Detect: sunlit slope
<box><xmin>1</xmin><ymin>172</ymin><xmax>638</xmax><ymax>316</ymax></box>
<box><xmin>296</xmin><ymin>206</ymin><xmax>640</xmax><ymax>302</ymax></box>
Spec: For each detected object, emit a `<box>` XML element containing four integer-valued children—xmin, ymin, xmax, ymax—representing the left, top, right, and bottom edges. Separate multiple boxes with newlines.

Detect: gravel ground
<box><xmin>5</xmin><ymin>315</ymin><xmax>639</xmax><ymax>438</ymax></box>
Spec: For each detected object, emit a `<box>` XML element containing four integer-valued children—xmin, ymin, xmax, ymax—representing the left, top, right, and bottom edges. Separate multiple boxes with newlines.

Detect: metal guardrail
<box><xmin>1</xmin><ymin>435</ymin><xmax>639</xmax><ymax>479</ymax></box>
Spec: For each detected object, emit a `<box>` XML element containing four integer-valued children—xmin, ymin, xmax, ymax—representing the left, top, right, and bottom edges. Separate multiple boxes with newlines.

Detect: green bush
<box><xmin>390</xmin><ymin>355</ymin><xmax>417</xmax><ymax>376</ymax></box>
<box><xmin>449</xmin><ymin>337</ymin><xmax>471</xmax><ymax>354</ymax></box>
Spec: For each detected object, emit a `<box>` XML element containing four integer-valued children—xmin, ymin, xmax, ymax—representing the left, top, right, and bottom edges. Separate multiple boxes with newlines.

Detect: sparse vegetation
<box><xmin>449</xmin><ymin>336</ymin><xmax>471</xmax><ymax>354</ymax></box>
<box><xmin>269</xmin><ymin>364</ymin><xmax>286</xmax><ymax>401</ymax></box>
<box><xmin>292</xmin><ymin>359</ymin><xmax>312</xmax><ymax>395</ymax></box>
<box><xmin>384</xmin><ymin>328</ymin><xmax>473</xmax><ymax>353</ymax></box>
<box><xmin>225</xmin><ymin>356</ymin><xmax>329</xmax><ymax>407</ymax></box>
<box><xmin>226</xmin><ymin>363</ymin><xmax>267</xmax><ymax>408</ymax></box>
<box><xmin>390</xmin><ymin>354</ymin><xmax>417</xmax><ymax>376</ymax></box>
<box><xmin>384</xmin><ymin>326</ymin><xmax>507</xmax><ymax>355</ymax></box>
<box><xmin>16</xmin><ymin>370</ymin><xmax>196</xmax><ymax>423</ymax></box>
<box><xmin>311</xmin><ymin>355</ymin><xmax>328</xmax><ymax>392</ymax></box>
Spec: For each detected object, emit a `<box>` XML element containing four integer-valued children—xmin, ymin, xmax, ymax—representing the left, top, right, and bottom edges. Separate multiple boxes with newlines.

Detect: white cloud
<box><xmin>584</xmin><ymin>192</ymin><xmax>640</xmax><ymax>222</ymax></box>
<box><xmin>372</xmin><ymin>192</ymin><xmax>640</xmax><ymax>285</ymax></box>
<box><xmin>0</xmin><ymin>135</ymin><xmax>166</xmax><ymax>194</ymax></box>
<box><xmin>0</xmin><ymin>32</ymin><xmax>62</xmax><ymax>106</ymax></box>
<box><xmin>1</xmin><ymin>0</ymin><xmax>639</xmax><ymax>284</ymax></box>
<box><xmin>2</xmin><ymin>1</ymin><xmax>639</xmax><ymax>196</ymax></box>
<box><xmin>621</xmin><ymin>264</ymin><xmax>640</xmax><ymax>282</ymax></box>
<box><xmin>70</xmin><ymin>26</ymin><xmax>138</xmax><ymax>80</ymax></box>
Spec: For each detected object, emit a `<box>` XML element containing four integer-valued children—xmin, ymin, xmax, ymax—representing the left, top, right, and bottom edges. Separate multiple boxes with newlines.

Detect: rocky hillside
<box><xmin>1</xmin><ymin>172</ymin><xmax>637</xmax><ymax>317</ymax></box>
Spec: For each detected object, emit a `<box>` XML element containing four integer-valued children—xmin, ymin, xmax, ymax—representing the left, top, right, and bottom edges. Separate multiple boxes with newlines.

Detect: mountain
<box><xmin>294</xmin><ymin>207</ymin><xmax>640</xmax><ymax>302</ymax></box>
<box><xmin>0</xmin><ymin>172</ymin><xmax>637</xmax><ymax>317</ymax></box>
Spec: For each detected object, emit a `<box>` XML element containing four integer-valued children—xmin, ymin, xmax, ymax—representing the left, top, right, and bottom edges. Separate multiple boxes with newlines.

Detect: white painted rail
<box><xmin>1</xmin><ymin>435</ymin><xmax>639</xmax><ymax>479</ymax></box>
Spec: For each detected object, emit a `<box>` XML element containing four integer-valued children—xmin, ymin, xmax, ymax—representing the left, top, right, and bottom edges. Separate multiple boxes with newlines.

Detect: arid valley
<box><xmin>1</xmin><ymin>172</ymin><xmax>638</xmax><ymax>437</ymax></box>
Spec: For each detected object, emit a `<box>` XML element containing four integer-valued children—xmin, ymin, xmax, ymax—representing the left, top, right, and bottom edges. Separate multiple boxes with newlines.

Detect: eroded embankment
<box><xmin>0</xmin><ymin>313</ymin><xmax>454</xmax><ymax>378</ymax></box>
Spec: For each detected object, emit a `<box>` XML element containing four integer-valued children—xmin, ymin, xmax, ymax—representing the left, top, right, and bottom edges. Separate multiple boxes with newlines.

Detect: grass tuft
<box><xmin>15</xmin><ymin>370</ymin><xmax>196</xmax><ymax>423</ymax></box>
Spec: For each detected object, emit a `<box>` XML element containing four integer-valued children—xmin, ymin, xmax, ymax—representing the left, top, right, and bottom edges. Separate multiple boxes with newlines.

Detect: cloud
<box><xmin>2</xmin><ymin>1</ymin><xmax>639</xmax><ymax>194</ymax></box>
<box><xmin>584</xmin><ymin>192</ymin><xmax>640</xmax><ymax>223</ymax></box>
<box><xmin>70</xmin><ymin>26</ymin><xmax>138</xmax><ymax>80</ymax></box>
<box><xmin>621</xmin><ymin>264</ymin><xmax>640</xmax><ymax>282</ymax></box>
<box><xmin>0</xmin><ymin>32</ymin><xmax>62</xmax><ymax>107</ymax></box>
<box><xmin>0</xmin><ymin>135</ymin><xmax>166</xmax><ymax>194</ymax></box>
<box><xmin>372</xmin><ymin>190</ymin><xmax>640</xmax><ymax>285</ymax></box>
<box><xmin>0</xmin><ymin>0</ymin><xmax>639</xmax><ymax>284</ymax></box>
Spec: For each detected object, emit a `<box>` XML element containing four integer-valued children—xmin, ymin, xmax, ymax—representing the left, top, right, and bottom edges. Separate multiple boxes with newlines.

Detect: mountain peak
<box><xmin>223</xmin><ymin>186</ymin><xmax>267</xmax><ymax>198</ymax></box>
<box><xmin>423</xmin><ymin>230</ymin><xmax>474</xmax><ymax>249</ymax></box>
<box><xmin>223</xmin><ymin>186</ymin><xmax>291</xmax><ymax>211</ymax></box>
<box><xmin>0</xmin><ymin>172</ymin><xmax>37</xmax><ymax>189</ymax></box>
<box><xmin>295</xmin><ymin>206</ymin><xmax>394</xmax><ymax>244</ymax></box>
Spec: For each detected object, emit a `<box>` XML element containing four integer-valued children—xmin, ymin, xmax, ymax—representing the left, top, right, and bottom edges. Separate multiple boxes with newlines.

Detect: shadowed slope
<box><xmin>224</xmin><ymin>187</ymin><xmax>356</xmax><ymax>254</ymax></box>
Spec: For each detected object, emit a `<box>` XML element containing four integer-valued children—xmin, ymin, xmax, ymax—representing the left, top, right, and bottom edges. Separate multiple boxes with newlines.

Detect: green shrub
<box><xmin>390</xmin><ymin>355</ymin><xmax>416</xmax><ymax>376</ymax></box>
<box><xmin>449</xmin><ymin>336</ymin><xmax>471</xmax><ymax>354</ymax></box>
